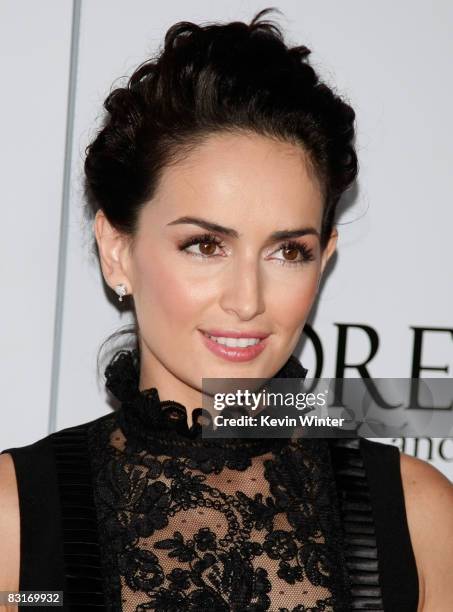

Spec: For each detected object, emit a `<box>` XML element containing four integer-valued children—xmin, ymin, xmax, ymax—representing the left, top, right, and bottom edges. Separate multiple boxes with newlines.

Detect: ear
<box><xmin>93</xmin><ymin>210</ymin><xmax>133</xmax><ymax>294</ymax></box>
<box><xmin>320</xmin><ymin>227</ymin><xmax>338</xmax><ymax>277</ymax></box>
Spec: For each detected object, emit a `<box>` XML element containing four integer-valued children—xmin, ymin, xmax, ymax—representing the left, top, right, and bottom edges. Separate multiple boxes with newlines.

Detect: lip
<box><xmin>199</xmin><ymin>328</ymin><xmax>270</xmax><ymax>339</ymax></box>
<box><xmin>198</xmin><ymin>329</ymin><xmax>269</xmax><ymax>362</ymax></box>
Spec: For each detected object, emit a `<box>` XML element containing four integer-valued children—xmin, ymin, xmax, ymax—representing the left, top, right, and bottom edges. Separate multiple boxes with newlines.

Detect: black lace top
<box><xmin>1</xmin><ymin>349</ymin><xmax>420</xmax><ymax>612</ymax></box>
<box><xmin>89</xmin><ymin>349</ymin><xmax>352</xmax><ymax>612</ymax></box>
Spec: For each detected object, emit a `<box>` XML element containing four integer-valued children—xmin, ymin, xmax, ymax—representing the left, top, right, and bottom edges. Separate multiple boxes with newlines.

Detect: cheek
<box><xmin>266</xmin><ymin>270</ymin><xmax>319</xmax><ymax>328</ymax></box>
<box><xmin>136</xmin><ymin>255</ymin><xmax>203</xmax><ymax>330</ymax></box>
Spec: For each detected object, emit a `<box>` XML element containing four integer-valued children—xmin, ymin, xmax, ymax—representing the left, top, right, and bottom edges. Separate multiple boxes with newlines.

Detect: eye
<box><xmin>178</xmin><ymin>233</ymin><xmax>226</xmax><ymax>259</ymax></box>
<box><xmin>177</xmin><ymin>234</ymin><xmax>315</xmax><ymax>265</ymax></box>
<box><xmin>271</xmin><ymin>240</ymin><xmax>315</xmax><ymax>266</ymax></box>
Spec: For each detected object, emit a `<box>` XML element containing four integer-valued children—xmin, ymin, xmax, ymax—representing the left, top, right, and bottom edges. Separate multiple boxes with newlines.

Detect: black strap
<box><xmin>2</xmin><ymin>422</ymin><xmax>107</xmax><ymax>611</ymax></box>
<box><xmin>360</xmin><ymin>438</ymin><xmax>419</xmax><ymax>612</ymax></box>
<box><xmin>330</xmin><ymin>437</ymin><xmax>419</xmax><ymax>612</ymax></box>
<box><xmin>330</xmin><ymin>438</ymin><xmax>385</xmax><ymax>610</ymax></box>
<box><xmin>49</xmin><ymin>423</ymin><xmax>106</xmax><ymax>610</ymax></box>
<box><xmin>2</xmin><ymin>438</ymin><xmax>65</xmax><ymax>592</ymax></box>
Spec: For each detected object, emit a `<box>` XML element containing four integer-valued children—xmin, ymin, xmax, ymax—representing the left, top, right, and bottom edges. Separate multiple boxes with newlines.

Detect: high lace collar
<box><xmin>104</xmin><ymin>348</ymin><xmax>308</xmax><ymax>457</ymax></box>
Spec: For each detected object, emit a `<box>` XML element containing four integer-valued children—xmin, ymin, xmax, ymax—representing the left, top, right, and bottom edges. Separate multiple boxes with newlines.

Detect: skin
<box><xmin>1</xmin><ymin>131</ymin><xmax>452</xmax><ymax>611</ymax></box>
<box><xmin>95</xmin><ymin>131</ymin><xmax>337</xmax><ymax>423</ymax></box>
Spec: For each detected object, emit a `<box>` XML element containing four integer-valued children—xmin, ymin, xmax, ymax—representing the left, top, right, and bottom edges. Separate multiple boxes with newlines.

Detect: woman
<box><xmin>1</xmin><ymin>9</ymin><xmax>452</xmax><ymax>612</ymax></box>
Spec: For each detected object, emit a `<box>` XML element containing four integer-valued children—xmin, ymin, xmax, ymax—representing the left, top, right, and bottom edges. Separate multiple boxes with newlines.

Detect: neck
<box><xmin>138</xmin><ymin>345</ymin><xmax>206</xmax><ymax>427</ymax></box>
<box><xmin>135</xmin><ymin>343</ymin><xmax>308</xmax><ymax>429</ymax></box>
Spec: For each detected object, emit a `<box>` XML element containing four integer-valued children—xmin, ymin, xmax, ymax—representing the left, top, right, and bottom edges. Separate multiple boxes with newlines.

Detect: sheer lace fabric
<box><xmin>87</xmin><ymin>350</ymin><xmax>350</xmax><ymax>611</ymax></box>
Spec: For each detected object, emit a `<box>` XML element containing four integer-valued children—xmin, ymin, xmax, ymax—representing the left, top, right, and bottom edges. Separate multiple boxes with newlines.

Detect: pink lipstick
<box><xmin>198</xmin><ymin>329</ymin><xmax>269</xmax><ymax>362</ymax></box>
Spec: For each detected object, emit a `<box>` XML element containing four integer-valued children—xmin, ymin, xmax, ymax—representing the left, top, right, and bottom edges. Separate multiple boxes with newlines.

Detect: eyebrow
<box><xmin>166</xmin><ymin>216</ymin><xmax>320</xmax><ymax>241</ymax></box>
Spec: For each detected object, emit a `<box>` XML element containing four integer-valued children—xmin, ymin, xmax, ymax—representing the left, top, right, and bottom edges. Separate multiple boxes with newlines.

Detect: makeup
<box><xmin>198</xmin><ymin>329</ymin><xmax>268</xmax><ymax>362</ymax></box>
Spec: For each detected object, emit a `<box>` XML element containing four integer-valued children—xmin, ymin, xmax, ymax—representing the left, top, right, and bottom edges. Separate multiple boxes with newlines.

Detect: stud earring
<box><xmin>115</xmin><ymin>283</ymin><xmax>128</xmax><ymax>302</ymax></box>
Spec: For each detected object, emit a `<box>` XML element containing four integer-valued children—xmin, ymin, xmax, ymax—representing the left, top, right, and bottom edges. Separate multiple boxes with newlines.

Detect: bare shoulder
<box><xmin>0</xmin><ymin>453</ymin><xmax>20</xmax><ymax>591</ymax></box>
<box><xmin>400</xmin><ymin>452</ymin><xmax>453</xmax><ymax>612</ymax></box>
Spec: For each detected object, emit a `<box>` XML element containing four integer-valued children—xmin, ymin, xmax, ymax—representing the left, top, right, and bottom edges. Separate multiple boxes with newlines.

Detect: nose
<box><xmin>219</xmin><ymin>257</ymin><xmax>265</xmax><ymax>321</ymax></box>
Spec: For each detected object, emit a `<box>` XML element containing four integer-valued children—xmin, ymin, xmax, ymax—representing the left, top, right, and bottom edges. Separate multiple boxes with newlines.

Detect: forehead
<box><xmin>144</xmin><ymin>131</ymin><xmax>324</xmax><ymax>229</ymax></box>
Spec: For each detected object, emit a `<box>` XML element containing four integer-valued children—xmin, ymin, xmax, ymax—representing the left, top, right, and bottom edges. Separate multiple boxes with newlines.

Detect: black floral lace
<box><xmin>87</xmin><ymin>350</ymin><xmax>351</xmax><ymax>611</ymax></box>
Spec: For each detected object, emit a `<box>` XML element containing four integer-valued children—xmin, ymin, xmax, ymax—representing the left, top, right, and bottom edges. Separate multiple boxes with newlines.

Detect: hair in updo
<box><xmin>85</xmin><ymin>8</ymin><xmax>358</xmax><ymax>366</ymax></box>
<box><xmin>84</xmin><ymin>7</ymin><xmax>357</xmax><ymax>253</ymax></box>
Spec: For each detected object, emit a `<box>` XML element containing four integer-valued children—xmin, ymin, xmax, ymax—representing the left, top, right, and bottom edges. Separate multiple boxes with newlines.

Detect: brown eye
<box><xmin>199</xmin><ymin>241</ymin><xmax>217</xmax><ymax>256</ymax></box>
<box><xmin>273</xmin><ymin>240</ymin><xmax>314</xmax><ymax>266</ymax></box>
<box><xmin>179</xmin><ymin>233</ymin><xmax>226</xmax><ymax>259</ymax></box>
<box><xmin>282</xmin><ymin>246</ymin><xmax>300</xmax><ymax>261</ymax></box>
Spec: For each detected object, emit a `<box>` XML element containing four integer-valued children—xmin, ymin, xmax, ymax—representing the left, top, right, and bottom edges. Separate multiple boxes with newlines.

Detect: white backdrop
<box><xmin>1</xmin><ymin>0</ymin><xmax>452</xmax><ymax>479</ymax></box>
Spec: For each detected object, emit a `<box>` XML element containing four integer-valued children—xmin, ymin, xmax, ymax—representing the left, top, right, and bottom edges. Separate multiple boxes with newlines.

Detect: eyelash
<box><xmin>178</xmin><ymin>232</ymin><xmax>315</xmax><ymax>266</ymax></box>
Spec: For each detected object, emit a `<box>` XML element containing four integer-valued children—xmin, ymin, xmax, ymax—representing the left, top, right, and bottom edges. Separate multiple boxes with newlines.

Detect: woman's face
<box><xmin>96</xmin><ymin>131</ymin><xmax>337</xmax><ymax>409</ymax></box>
